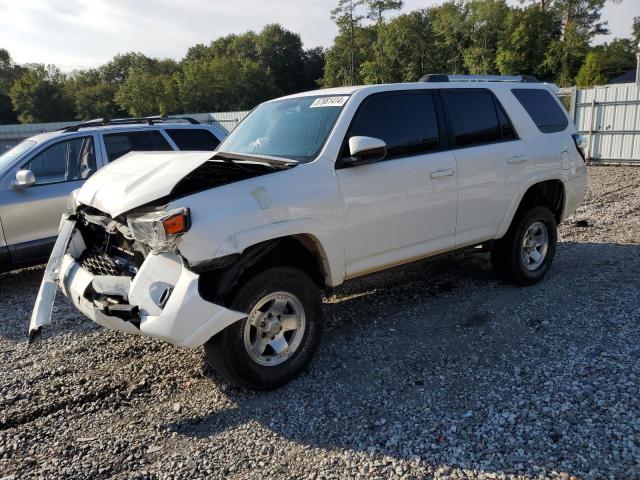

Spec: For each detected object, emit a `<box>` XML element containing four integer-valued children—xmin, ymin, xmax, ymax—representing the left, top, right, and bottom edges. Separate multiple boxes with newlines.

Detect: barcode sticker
<box><xmin>310</xmin><ymin>96</ymin><xmax>349</xmax><ymax>108</ymax></box>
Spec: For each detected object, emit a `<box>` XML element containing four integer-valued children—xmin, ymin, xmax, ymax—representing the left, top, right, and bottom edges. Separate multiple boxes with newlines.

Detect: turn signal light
<box><xmin>163</xmin><ymin>213</ymin><xmax>189</xmax><ymax>235</ymax></box>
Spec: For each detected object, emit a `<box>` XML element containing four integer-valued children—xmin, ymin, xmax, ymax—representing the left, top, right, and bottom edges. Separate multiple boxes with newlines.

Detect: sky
<box><xmin>0</xmin><ymin>0</ymin><xmax>637</xmax><ymax>72</ymax></box>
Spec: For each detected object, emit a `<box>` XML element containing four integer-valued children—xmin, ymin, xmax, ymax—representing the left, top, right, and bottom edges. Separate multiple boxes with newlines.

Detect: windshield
<box><xmin>219</xmin><ymin>95</ymin><xmax>349</xmax><ymax>162</ymax></box>
<box><xmin>0</xmin><ymin>140</ymin><xmax>37</xmax><ymax>173</ymax></box>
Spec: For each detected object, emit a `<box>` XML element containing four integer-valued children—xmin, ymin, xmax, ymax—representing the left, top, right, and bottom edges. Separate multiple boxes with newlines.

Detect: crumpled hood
<box><xmin>76</xmin><ymin>151</ymin><xmax>214</xmax><ymax>217</ymax></box>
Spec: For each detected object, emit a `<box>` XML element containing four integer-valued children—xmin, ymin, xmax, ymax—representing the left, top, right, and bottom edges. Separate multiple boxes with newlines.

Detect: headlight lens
<box><xmin>126</xmin><ymin>208</ymin><xmax>191</xmax><ymax>252</ymax></box>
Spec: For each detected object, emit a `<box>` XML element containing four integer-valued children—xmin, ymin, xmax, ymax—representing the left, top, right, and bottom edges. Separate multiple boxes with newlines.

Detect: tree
<box><xmin>64</xmin><ymin>69</ymin><xmax>122</xmax><ymax>119</ymax></box>
<box><xmin>176</xmin><ymin>57</ymin><xmax>280</xmax><ymax>112</ymax></box>
<box><xmin>430</xmin><ymin>2</ymin><xmax>468</xmax><ymax>75</ymax></box>
<box><xmin>364</xmin><ymin>0</ymin><xmax>404</xmax><ymax>24</ymax></box>
<box><xmin>497</xmin><ymin>5</ymin><xmax>561</xmax><ymax>79</ymax></box>
<box><xmin>360</xmin><ymin>10</ymin><xmax>436</xmax><ymax>83</ymax></box>
<box><xmin>100</xmin><ymin>52</ymin><xmax>156</xmax><ymax>85</ymax></box>
<box><xmin>462</xmin><ymin>0</ymin><xmax>511</xmax><ymax>74</ymax></box>
<box><xmin>330</xmin><ymin>0</ymin><xmax>365</xmax><ymax>85</ymax></box>
<box><xmin>632</xmin><ymin>16</ymin><xmax>640</xmax><ymax>45</ymax></box>
<box><xmin>255</xmin><ymin>24</ymin><xmax>306</xmax><ymax>95</ymax></box>
<box><xmin>9</xmin><ymin>64</ymin><xmax>73</xmax><ymax>123</ymax></box>
<box><xmin>575</xmin><ymin>38</ymin><xmax>636</xmax><ymax>86</ymax></box>
<box><xmin>0</xmin><ymin>49</ymin><xmax>21</xmax><ymax>123</ymax></box>
<box><xmin>301</xmin><ymin>47</ymin><xmax>325</xmax><ymax>90</ymax></box>
<box><xmin>115</xmin><ymin>68</ymin><xmax>164</xmax><ymax>117</ymax></box>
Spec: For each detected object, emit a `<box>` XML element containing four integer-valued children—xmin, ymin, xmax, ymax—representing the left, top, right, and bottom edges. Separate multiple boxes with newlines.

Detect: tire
<box><xmin>205</xmin><ymin>266</ymin><xmax>323</xmax><ymax>390</ymax></box>
<box><xmin>490</xmin><ymin>206</ymin><xmax>557</xmax><ymax>286</ymax></box>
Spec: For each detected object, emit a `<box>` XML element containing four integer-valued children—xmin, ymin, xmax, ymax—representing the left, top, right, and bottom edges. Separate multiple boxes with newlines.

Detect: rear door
<box><xmin>336</xmin><ymin>90</ymin><xmax>458</xmax><ymax>278</ymax></box>
<box><xmin>0</xmin><ymin>134</ymin><xmax>98</xmax><ymax>265</ymax></box>
<box><xmin>441</xmin><ymin>89</ymin><xmax>528</xmax><ymax>246</ymax></box>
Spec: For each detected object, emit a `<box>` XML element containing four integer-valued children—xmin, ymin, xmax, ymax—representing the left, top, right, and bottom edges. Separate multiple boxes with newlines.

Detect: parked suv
<box><xmin>31</xmin><ymin>76</ymin><xmax>587</xmax><ymax>390</ymax></box>
<box><xmin>0</xmin><ymin>117</ymin><xmax>225</xmax><ymax>273</ymax></box>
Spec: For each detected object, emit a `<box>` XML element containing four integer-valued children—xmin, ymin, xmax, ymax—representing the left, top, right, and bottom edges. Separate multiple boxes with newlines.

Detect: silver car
<box><xmin>0</xmin><ymin>117</ymin><xmax>225</xmax><ymax>273</ymax></box>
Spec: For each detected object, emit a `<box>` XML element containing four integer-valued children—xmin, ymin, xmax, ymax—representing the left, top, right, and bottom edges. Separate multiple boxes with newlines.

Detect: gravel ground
<box><xmin>1</xmin><ymin>166</ymin><xmax>639</xmax><ymax>480</ymax></box>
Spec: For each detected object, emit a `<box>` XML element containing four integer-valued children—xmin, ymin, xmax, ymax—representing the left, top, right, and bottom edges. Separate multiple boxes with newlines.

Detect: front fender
<box><xmin>214</xmin><ymin>219</ymin><xmax>344</xmax><ymax>287</ymax></box>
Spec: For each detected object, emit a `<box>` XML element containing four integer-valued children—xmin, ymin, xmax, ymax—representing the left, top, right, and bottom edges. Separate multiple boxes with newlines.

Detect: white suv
<box><xmin>31</xmin><ymin>76</ymin><xmax>587</xmax><ymax>390</ymax></box>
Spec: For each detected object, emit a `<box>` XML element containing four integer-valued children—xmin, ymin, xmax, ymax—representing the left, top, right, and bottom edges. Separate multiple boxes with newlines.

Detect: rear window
<box><xmin>512</xmin><ymin>89</ymin><xmax>569</xmax><ymax>133</ymax></box>
<box><xmin>165</xmin><ymin>128</ymin><xmax>220</xmax><ymax>151</ymax></box>
<box><xmin>103</xmin><ymin>130</ymin><xmax>172</xmax><ymax>162</ymax></box>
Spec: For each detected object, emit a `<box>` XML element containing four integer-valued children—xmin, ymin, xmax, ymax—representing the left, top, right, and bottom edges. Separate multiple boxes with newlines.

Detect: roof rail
<box><xmin>61</xmin><ymin>115</ymin><xmax>200</xmax><ymax>132</ymax></box>
<box><xmin>420</xmin><ymin>74</ymin><xmax>540</xmax><ymax>83</ymax></box>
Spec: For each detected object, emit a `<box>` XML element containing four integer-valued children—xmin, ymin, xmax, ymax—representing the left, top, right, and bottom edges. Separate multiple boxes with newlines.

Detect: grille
<box><xmin>79</xmin><ymin>250</ymin><xmax>125</xmax><ymax>277</ymax></box>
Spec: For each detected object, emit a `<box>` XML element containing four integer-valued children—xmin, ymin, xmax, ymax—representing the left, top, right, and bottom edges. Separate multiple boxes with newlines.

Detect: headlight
<box><xmin>126</xmin><ymin>208</ymin><xmax>191</xmax><ymax>252</ymax></box>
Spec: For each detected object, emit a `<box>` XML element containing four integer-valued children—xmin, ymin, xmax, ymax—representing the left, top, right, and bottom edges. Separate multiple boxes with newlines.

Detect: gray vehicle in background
<box><xmin>0</xmin><ymin>117</ymin><xmax>225</xmax><ymax>273</ymax></box>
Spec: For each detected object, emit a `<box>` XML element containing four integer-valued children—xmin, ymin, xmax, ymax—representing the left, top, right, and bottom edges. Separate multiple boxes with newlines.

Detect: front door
<box><xmin>336</xmin><ymin>91</ymin><xmax>458</xmax><ymax>278</ymax></box>
<box><xmin>0</xmin><ymin>134</ymin><xmax>98</xmax><ymax>265</ymax></box>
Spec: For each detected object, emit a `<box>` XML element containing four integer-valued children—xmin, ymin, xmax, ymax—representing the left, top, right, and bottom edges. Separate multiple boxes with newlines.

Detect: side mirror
<box><xmin>344</xmin><ymin>136</ymin><xmax>387</xmax><ymax>166</ymax></box>
<box><xmin>13</xmin><ymin>170</ymin><xmax>36</xmax><ymax>189</ymax></box>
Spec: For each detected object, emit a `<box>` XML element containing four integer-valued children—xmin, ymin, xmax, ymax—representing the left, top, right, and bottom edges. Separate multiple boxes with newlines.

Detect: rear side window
<box><xmin>103</xmin><ymin>130</ymin><xmax>172</xmax><ymax>162</ymax></box>
<box><xmin>512</xmin><ymin>89</ymin><xmax>569</xmax><ymax>133</ymax></box>
<box><xmin>165</xmin><ymin>128</ymin><xmax>220</xmax><ymax>151</ymax></box>
<box><xmin>346</xmin><ymin>92</ymin><xmax>440</xmax><ymax>159</ymax></box>
<box><xmin>443</xmin><ymin>91</ymin><xmax>508</xmax><ymax>148</ymax></box>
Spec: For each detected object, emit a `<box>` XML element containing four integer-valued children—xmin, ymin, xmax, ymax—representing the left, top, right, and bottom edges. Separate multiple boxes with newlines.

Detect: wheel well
<box><xmin>197</xmin><ymin>235</ymin><xmax>329</xmax><ymax>307</ymax></box>
<box><xmin>514</xmin><ymin>180</ymin><xmax>565</xmax><ymax>225</ymax></box>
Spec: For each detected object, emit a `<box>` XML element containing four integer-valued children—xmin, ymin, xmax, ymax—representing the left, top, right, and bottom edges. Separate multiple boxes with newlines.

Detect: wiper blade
<box><xmin>213</xmin><ymin>151</ymin><xmax>298</xmax><ymax>167</ymax></box>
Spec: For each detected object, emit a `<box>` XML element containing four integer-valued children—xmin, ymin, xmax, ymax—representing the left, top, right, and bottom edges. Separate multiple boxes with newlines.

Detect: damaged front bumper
<box><xmin>29</xmin><ymin>218</ymin><xmax>246</xmax><ymax>348</ymax></box>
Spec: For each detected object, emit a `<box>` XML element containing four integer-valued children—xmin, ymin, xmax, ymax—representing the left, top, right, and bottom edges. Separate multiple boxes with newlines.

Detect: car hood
<box><xmin>76</xmin><ymin>151</ymin><xmax>294</xmax><ymax>217</ymax></box>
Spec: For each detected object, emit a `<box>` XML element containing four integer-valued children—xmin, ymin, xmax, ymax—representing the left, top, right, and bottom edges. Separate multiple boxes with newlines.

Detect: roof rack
<box><xmin>61</xmin><ymin>115</ymin><xmax>200</xmax><ymax>132</ymax></box>
<box><xmin>420</xmin><ymin>74</ymin><xmax>540</xmax><ymax>83</ymax></box>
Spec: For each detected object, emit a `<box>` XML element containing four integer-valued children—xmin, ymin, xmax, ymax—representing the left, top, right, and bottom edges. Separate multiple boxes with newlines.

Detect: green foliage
<box><xmin>633</xmin><ymin>16</ymin><xmax>640</xmax><ymax>45</ymax></box>
<box><xmin>9</xmin><ymin>64</ymin><xmax>73</xmax><ymax>123</ymax></box>
<box><xmin>575</xmin><ymin>38</ymin><xmax>637</xmax><ymax>87</ymax></box>
<box><xmin>497</xmin><ymin>6</ymin><xmax>560</xmax><ymax>79</ymax></box>
<box><xmin>176</xmin><ymin>57</ymin><xmax>280</xmax><ymax>112</ymax></box>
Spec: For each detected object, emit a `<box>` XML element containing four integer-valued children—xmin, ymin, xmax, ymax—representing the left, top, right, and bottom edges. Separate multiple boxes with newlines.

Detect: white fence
<box><xmin>560</xmin><ymin>84</ymin><xmax>640</xmax><ymax>164</ymax></box>
<box><xmin>0</xmin><ymin>111</ymin><xmax>249</xmax><ymax>152</ymax></box>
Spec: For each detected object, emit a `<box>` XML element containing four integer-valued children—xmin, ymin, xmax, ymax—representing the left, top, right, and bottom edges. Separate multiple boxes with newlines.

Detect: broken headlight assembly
<box><xmin>126</xmin><ymin>208</ymin><xmax>191</xmax><ymax>252</ymax></box>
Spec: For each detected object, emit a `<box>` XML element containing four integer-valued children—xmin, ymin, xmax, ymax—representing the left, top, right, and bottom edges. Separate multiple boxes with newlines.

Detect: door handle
<box><xmin>507</xmin><ymin>154</ymin><xmax>528</xmax><ymax>164</ymax></box>
<box><xmin>429</xmin><ymin>168</ymin><xmax>455</xmax><ymax>179</ymax></box>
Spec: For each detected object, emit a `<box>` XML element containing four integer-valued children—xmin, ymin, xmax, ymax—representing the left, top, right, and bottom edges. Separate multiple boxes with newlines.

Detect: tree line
<box><xmin>0</xmin><ymin>0</ymin><xmax>638</xmax><ymax>125</ymax></box>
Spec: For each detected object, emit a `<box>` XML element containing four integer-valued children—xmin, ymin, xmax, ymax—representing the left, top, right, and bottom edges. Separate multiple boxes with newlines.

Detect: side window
<box><xmin>103</xmin><ymin>130</ymin><xmax>172</xmax><ymax>162</ymax></box>
<box><xmin>23</xmin><ymin>136</ymin><xmax>96</xmax><ymax>185</ymax></box>
<box><xmin>443</xmin><ymin>91</ymin><xmax>503</xmax><ymax>148</ymax></box>
<box><xmin>512</xmin><ymin>88</ymin><xmax>569</xmax><ymax>133</ymax></box>
<box><xmin>165</xmin><ymin>129</ymin><xmax>220</xmax><ymax>151</ymax></box>
<box><xmin>497</xmin><ymin>103</ymin><xmax>517</xmax><ymax>140</ymax></box>
<box><xmin>346</xmin><ymin>92</ymin><xmax>440</xmax><ymax>160</ymax></box>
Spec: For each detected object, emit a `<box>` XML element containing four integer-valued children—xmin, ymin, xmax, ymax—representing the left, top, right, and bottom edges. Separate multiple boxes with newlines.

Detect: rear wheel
<box><xmin>491</xmin><ymin>206</ymin><xmax>557</xmax><ymax>286</ymax></box>
<box><xmin>205</xmin><ymin>267</ymin><xmax>323</xmax><ymax>390</ymax></box>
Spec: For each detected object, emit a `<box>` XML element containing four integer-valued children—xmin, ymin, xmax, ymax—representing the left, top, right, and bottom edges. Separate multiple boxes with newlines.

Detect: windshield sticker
<box><xmin>310</xmin><ymin>96</ymin><xmax>349</xmax><ymax>108</ymax></box>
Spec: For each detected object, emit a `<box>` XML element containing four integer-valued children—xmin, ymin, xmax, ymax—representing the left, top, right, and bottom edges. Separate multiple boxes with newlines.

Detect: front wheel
<box><xmin>491</xmin><ymin>206</ymin><xmax>557</xmax><ymax>286</ymax></box>
<box><xmin>205</xmin><ymin>267</ymin><xmax>323</xmax><ymax>390</ymax></box>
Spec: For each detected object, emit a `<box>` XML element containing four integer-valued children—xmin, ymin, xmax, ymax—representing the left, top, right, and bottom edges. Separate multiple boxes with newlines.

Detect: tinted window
<box><xmin>347</xmin><ymin>92</ymin><xmax>439</xmax><ymax>159</ymax></box>
<box><xmin>166</xmin><ymin>128</ymin><xmax>220</xmax><ymax>151</ymax></box>
<box><xmin>24</xmin><ymin>136</ymin><xmax>96</xmax><ymax>185</ymax></box>
<box><xmin>497</xmin><ymin>103</ymin><xmax>516</xmax><ymax>140</ymax></box>
<box><xmin>512</xmin><ymin>88</ymin><xmax>569</xmax><ymax>133</ymax></box>
<box><xmin>444</xmin><ymin>91</ymin><xmax>502</xmax><ymax>147</ymax></box>
<box><xmin>103</xmin><ymin>130</ymin><xmax>172</xmax><ymax>162</ymax></box>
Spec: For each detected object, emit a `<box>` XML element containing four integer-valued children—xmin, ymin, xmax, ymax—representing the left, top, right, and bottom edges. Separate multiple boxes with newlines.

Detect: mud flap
<box><xmin>28</xmin><ymin>219</ymin><xmax>76</xmax><ymax>343</ymax></box>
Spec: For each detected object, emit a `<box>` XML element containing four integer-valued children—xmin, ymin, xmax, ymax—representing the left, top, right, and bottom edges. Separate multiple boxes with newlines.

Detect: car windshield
<box><xmin>219</xmin><ymin>95</ymin><xmax>350</xmax><ymax>162</ymax></box>
<box><xmin>0</xmin><ymin>140</ymin><xmax>37</xmax><ymax>173</ymax></box>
